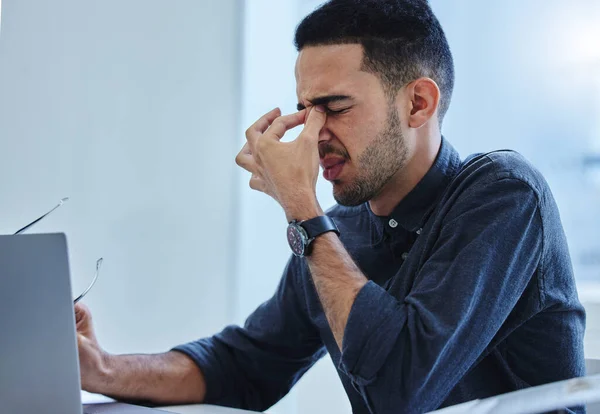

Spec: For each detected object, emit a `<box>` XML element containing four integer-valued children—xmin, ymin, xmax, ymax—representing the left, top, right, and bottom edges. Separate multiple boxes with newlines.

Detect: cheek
<box><xmin>326</xmin><ymin>113</ymin><xmax>382</xmax><ymax>159</ymax></box>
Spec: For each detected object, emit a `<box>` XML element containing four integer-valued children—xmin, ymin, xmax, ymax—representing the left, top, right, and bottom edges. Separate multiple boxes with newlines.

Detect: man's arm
<box><xmin>301</xmin><ymin>229</ymin><xmax>367</xmax><ymax>350</ymax></box>
<box><xmin>296</xmin><ymin>177</ymin><xmax>545</xmax><ymax>412</ymax></box>
<box><xmin>77</xmin><ymin>256</ymin><xmax>325</xmax><ymax>412</ymax></box>
<box><xmin>91</xmin><ymin>352</ymin><xmax>205</xmax><ymax>405</ymax></box>
<box><xmin>285</xmin><ymin>204</ymin><xmax>368</xmax><ymax>351</ymax></box>
<box><xmin>76</xmin><ymin>304</ymin><xmax>206</xmax><ymax>405</ymax></box>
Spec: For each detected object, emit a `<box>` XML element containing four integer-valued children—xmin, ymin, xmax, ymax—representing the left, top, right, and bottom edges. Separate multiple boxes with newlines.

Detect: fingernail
<box><xmin>315</xmin><ymin>105</ymin><xmax>325</xmax><ymax>113</ymax></box>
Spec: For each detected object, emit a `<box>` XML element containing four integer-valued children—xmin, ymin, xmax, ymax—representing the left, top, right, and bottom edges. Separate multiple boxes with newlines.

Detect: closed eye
<box><xmin>324</xmin><ymin>107</ymin><xmax>351</xmax><ymax>115</ymax></box>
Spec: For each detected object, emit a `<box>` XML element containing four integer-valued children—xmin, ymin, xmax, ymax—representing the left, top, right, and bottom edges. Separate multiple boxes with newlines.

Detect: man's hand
<box><xmin>74</xmin><ymin>303</ymin><xmax>206</xmax><ymax>404</ymax></box>
<box><xmin>236</xmin><ymin>106</ymin><xmax>327</xmax><ymax>221</ymax></box>
<box><xmin>75</xmin><ymin>303</ymin><xmax>112</xmax><ymax>392</ymax></box>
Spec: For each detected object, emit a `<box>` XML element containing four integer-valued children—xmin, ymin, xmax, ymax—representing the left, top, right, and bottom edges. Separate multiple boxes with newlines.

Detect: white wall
<box><xmin>0</xmin><ymin>0</ymin><xmax>242</xmax><ymax>354</ymax></box>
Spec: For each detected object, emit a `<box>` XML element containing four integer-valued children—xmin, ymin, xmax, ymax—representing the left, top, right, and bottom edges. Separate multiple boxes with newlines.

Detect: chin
<box><xmin>331</xmin><ymin>185</ymin><xmax>344</xmax><ymax>205</ymax></box>
<box><xmin>333</xmin><ymin>186</ymin><xmax>363</xmax><ymax>207</ymax></box>
<box><xmin>331</xmin><ymin>181</ymin><xmax>344</xmax><ymax>196</ymax></box>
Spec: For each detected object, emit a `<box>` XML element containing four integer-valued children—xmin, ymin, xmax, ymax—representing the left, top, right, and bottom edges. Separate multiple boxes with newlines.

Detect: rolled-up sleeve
<box><xmin>338</xmin><ymin>177</ymin><xmax>544</xmax><ymax>413</ymax></box>
<box><xmin>173</xmin><ymin>258</ymin><xmax>325</xmax><ymax>411</ymax></box>
<box><xmin>338</xmin><ymin>281</ymin><xmax>406</xmax><ymax>386</ymax></box>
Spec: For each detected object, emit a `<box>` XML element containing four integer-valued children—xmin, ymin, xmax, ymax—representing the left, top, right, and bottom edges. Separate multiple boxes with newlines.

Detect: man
<box><xmin>75</xmin><ymin>0</ymin><xmax>586</xmax><ymax>413</ymax></box>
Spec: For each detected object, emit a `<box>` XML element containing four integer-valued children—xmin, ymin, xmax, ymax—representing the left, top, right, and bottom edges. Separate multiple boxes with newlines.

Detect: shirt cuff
<box><xmin>172</xmin><ymin>338</ymin><xmax>227</xmax><ymax>404</ymax></box>
<box><xmin>338</xmin><ymin>280</ymin><xmax>406</xmax><ymax>386</ymax></box>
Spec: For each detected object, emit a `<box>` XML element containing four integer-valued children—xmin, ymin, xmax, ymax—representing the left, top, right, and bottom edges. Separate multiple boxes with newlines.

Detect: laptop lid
<box><xmin>0</xmin><ymin>233</ymin><xmax>83</xmax><ymax>414</ymax></box>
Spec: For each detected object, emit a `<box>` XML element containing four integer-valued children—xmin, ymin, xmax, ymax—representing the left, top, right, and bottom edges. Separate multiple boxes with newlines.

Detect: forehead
<box><xmin>295</xmin><ymin>44</ymin><xmax>370</xmax><ymax>102</ymax></box>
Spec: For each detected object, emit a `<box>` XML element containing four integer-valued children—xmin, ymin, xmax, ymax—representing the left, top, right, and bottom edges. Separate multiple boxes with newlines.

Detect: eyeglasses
<box><xmin>14</xmin><ymin>197</ymin><xmax>103</xmax><ymax>304</ymax></box>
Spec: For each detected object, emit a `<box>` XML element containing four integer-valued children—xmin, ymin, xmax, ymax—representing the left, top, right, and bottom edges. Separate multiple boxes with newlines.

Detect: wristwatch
<box><xmin>287</xmin><ymin>215</ymin><xmax>340</xmax><ymax>257</ymax></box>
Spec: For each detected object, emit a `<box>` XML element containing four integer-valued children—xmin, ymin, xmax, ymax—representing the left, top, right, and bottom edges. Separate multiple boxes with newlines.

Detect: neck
<box><xmin>368</xmin><ymin>132</ymin><xmax>442</xmax><ymax>216</ymax></box>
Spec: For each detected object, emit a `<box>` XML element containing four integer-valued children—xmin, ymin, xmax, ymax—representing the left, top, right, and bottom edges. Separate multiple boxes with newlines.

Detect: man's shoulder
<box><xmin>459</xmin><ymin>149</ymin><xmax>549</xmax><ymax>198</ymax></box>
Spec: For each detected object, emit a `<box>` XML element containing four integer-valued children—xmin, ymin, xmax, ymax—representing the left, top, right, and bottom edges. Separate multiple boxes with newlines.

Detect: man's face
<box><xmin>295</xmin><ymin>44</ymin><xmax>409</xmax><ymax>206</ymax></box>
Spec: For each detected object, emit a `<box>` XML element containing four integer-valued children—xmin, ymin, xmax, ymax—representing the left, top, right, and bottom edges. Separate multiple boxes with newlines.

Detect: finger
<box><xmin>300</xmin><ymin>105</ymin><xmax>327</xmax><ymax>142</ymax></box>
<box><xmin>75</xmin><ymin>302</ymin><xmax>90</xmax><ymax>322</ymax></box>
<box><xmin>249</xmin><ymin>174</ymin><xmax>268</xmax><ymax>193</ymax></box>
<box><xmin>235</xmin><ymin>144</ymin><xmax>259</xmax><ymax>173</ymax></box>
<box><xmin>238</xmin><ymin>142</ymin><xmax>252</xmax><ymax>157</ymax></box>
<box><xmin>264</xmin><ymin>110</ymin><xmax>307</xmax><ymax>141</ymax></box>
<box><xmin>246</xmin><ymin>108</ymin><xmax>282</xmax><ymax>147</ymax></box>
<box><xmin>77</xmin><ymin>333</ymin><xmax>90</xmax><ymax>344</ymax></box>
<box><xmin>236</xmin><ymin>154</ymin><xmax>258</xmax><ymax>174</ymax></box>
<box><xmin>77</xmin><ymin>332</ymin><xmax>96</xmax><ymax>348</ymax></box>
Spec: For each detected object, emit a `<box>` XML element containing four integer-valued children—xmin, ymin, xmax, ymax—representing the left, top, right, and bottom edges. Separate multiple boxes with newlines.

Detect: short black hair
<box><xmin>294</xmin><ymin>0</ymin><xmax>454</xmax><ymax>123</ymax></box>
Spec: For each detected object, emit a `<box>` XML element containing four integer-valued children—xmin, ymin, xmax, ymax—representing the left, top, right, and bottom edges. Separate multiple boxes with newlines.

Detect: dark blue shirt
<box><xmin>174</xmin><ymin>138</ymin><xmax>586</xmax><ymax>413</ymax></box>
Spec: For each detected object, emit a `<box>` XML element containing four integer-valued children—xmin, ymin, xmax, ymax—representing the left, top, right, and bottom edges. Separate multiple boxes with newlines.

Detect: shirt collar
<box><xmin>368</xmin><ymin>136</ymin><xmax>462</xmax><ymax>234</ymax></box>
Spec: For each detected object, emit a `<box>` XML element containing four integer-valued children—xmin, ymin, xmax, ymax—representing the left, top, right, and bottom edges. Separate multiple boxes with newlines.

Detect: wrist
<box><xmin>284</xmin><ymin>196</ymin><xmax>323</xmax><ymax>222</ymax></box>
<box><xmin>100</xmin><ymin>351</ymin><xmax>115</xmax><ymax>378</ymax></box>
<box><xmin>90</xmin><ymin>351</ymin><xmax>116</xmax><ymax>393</ymax></box>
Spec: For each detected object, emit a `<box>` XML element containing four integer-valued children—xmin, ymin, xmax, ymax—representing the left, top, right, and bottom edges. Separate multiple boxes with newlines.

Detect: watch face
<box><xmin>287</xmin><ymin>224</ymin><xmax>306</xmax><ymax>256</ymax></box>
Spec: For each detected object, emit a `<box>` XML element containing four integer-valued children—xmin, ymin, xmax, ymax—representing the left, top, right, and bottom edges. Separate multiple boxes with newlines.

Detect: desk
<box><xmin>82</xmin><ymin>391</ymin><xmax>258</xmax><ymax>413</ymax></box>
<box><xmin>160</xmin><ymin>405</ymin><xmax>257</xmax><ymax>414</ymax></box>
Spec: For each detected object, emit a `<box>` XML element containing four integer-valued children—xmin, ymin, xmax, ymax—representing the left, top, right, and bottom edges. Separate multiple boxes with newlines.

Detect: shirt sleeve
<box><xmin>173</xmin><ymin>257</ymin><xmax>326</xmax><ymax>411</ymax></box>
<box><xmin>338</xmin><ymin>176</ymin><xmax>544</xmax><ymax>413</ymax></box>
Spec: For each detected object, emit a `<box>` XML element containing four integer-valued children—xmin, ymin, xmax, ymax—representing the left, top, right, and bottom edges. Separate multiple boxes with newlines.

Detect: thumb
<box><xmin>300</xmin><ymin>105</ymin><xmax>327</xmax><ymax>142</ymax></box>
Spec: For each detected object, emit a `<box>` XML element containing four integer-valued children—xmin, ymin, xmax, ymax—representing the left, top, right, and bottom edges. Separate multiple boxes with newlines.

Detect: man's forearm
<box><xmin>306</xmin><ymin>232</ymin><xmax>368</xmax><ymax>349</ymax></box>
<box><xmin>90</xmin><ymin>351</ymin><xmax>206</xmax><ymax>405</ymax></box>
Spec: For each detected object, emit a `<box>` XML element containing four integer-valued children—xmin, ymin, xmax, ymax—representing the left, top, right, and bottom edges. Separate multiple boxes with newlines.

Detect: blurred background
<box><xmin>0</xmin><ymin>1</ymin><xmax>599</xmax><ymax>413</ymax></box>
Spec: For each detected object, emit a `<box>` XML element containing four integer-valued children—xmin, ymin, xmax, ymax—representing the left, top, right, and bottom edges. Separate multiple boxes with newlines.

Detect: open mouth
<box><xmin>321</xmin><ymin>158</ymin><xmax>346</xmax><ymax>181</ymax></box>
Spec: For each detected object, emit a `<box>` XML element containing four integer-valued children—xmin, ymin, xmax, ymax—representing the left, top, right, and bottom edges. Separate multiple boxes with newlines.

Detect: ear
<box><xmin>403</xmin><ymin>77</ymin><xmax>440</xmax><ymax>129</ymax></box>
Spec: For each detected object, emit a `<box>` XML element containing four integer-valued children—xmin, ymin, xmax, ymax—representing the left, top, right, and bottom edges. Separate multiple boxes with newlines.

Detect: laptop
<box><xmin>0</xmin><ymin>233</ymin><xmax>173</xmax><ymax>413</ymax></box>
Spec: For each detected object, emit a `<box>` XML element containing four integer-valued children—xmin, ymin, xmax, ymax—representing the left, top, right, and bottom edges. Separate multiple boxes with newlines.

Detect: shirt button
<box><xmin>416</xmin><ymin>228</ymin><xmax>422</xmax><ymax>235</ymax></box>
<box><xmin>388</xmin><ymin>219</ymin><xmax>398</xmax><ymax>228</ymax></box>
<box><xmin>401</xmin><ymin>252</ymin><xmax>409</xmax><ymax>260</ymax></box>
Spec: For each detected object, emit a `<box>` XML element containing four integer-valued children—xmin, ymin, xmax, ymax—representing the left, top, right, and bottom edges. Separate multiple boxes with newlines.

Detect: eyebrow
<box><xmin>297</xmin><ymin>95</ymin><xmax>353</xmax><ymax>111</ymax></box>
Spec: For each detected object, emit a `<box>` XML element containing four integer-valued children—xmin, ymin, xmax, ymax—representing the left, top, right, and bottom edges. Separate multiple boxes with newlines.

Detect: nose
<box><xmin>318</xmin><ymin>126</ymin><xmax>334</xmax><ymax>143</ymax></box>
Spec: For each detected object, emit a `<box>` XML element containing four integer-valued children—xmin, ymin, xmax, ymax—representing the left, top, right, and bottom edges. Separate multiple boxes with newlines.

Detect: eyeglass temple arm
<box><xmin>73</xmin><ymin>257</ymin><xmax>103</xmax><ymax>304</ymax></box>
<box><xmin>13</xmin><ymin>197</ymin><xmax>69</xmax><ymax>235</ymax></box>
